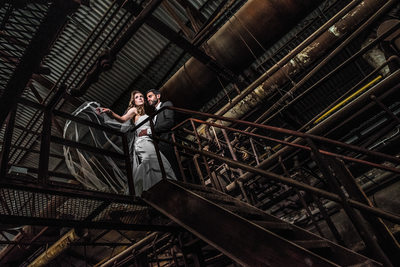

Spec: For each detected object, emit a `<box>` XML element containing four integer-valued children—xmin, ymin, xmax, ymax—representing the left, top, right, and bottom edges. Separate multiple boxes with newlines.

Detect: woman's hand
<box><xmin>96</xmin><ymin>107</ymin><xmax>112</xmax><ymax>115</ymax></box>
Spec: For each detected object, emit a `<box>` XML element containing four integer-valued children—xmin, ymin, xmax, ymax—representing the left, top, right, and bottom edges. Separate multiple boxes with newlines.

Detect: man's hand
<box><xmin>138</xmin><ymin>129</ymin><xmax>148</xmax><ymax>137</ymax></box>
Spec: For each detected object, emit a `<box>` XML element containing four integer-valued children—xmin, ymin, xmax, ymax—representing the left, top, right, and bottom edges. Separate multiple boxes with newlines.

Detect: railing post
<box><xmin>297</xmin><ymin>169</ymin><xmax>346</xmax><ymax>245</ymax></box>
<box><xmin>221</xmin><ymin>129</ymin><xmax>243</xmax><ymax>176</ymax></box>
<box><xmin>38</xmin><ymin>109</ymin><xmax>52</xmax><ymax>184</ymax></box>
<box><xmin>306</xmin><ymin>138</ymin><xmax>393</xmax><ymax>267</ymax></box>
<box><xmin>312</xmin><ymin>192</ymin><xmax>346</xmax><ymax>246</ymax></box>
<box><xmin>0</xmin><ymin>108</ymin><xmax>16</xmax><ymax>179</ymax></box>
<box><xmin>122</xmin><ymin>134</ymin><xmax>135</xmax><ymax>196</ymax></box>
<box><xmin>171</xmin><ymin>133</ymin><xmax>187</xmax><ymax>182</ymax></box>
<box><xmin>278</xmin><ymin>157</ymin><xmax>325</xmax><ymax>238</ymax></box>
<box><xmin>249</xmin><ymin>138</ymin><xmax>260</xmax><ymax>165</ymax></box>
<box><xmin>220</xmin><ymin>128</ymin><xmax>253</xmax><ymax>202</ymax></box>
<box><xmin>150</xmin><ymin>118</ymin><xmax>167</xmax><ymax>180</ymax></box>
<box><xmin>331</xmin><ymin>158</ymin><xmax>400</xmax><ymax>266</ymax></box>
<box><xmin>38</xmin><ymin>84</ymin><xmax>67</xmax><ymax>184</ymax></box>
<box><xmin>192</xmin><ymin>154</ymin><xmax>205</xmax><ymax>185</ymax></box>
<box><xmin>190</xmin><ymin>119</ymin><xmax>222</xmax><ymax>190</ymax></box>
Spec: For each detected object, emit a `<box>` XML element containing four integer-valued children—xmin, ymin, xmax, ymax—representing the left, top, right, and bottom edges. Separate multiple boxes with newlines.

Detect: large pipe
<box><xmin>198</xmin><ymin>0</ymin><xmax>395</xmax><ymax>135</ymax></box>
<box><xmin>160</xmin><ymin>0</ymin><xmax>324</xmax><ymax>109</ymax></box>
<box><xmin>28</xmin><ymin>229</ymin><xmax>86</xmax><ymax>267</ymax></box>
<box><xmin>227</xmin><ymin>69</ymin><xmax>400</xmax><ymax>191</ymax></box>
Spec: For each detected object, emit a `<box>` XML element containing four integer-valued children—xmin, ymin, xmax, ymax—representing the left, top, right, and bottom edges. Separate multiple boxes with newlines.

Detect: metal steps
<box><xmin>143</xmin><ymin>179</ymin><xmax>382</xmax><ymax>267</ymax></box>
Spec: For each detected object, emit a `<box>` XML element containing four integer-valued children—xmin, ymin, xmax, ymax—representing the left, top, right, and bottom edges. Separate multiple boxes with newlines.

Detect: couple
<box><xmin>97</xmin><ymin>89</ymin><xmax>178</xmax><ymax>196</ymax></box>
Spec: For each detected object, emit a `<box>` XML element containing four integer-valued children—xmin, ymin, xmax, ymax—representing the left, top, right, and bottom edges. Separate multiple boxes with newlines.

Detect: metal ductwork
<box><xmin>160</xmin><ymin>0</ymin><xmax>324</xmax><ymax>109</ymax></box>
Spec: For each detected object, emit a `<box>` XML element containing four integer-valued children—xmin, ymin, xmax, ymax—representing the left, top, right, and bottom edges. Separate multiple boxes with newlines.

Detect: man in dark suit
<box><xmin>139</xmin><ymin>89</ymin><xmax>180</xmax><ymax>178</ymax></box>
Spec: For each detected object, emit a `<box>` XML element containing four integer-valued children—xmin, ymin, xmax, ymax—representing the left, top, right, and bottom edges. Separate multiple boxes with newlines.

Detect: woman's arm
<box><xmin>98</xmin><ymin>107</ymin><xmax>137</xmax><ymax>123</ymax></box>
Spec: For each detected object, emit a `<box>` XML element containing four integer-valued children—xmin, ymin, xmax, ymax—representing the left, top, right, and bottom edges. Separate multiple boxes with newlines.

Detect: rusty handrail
<box><xmin>166</xmin><ymin>106</ymin><xmax>400</xmax><ymax>166</ymax></box>
<box><xmin>154</xmin><ymin>135</ymin><xmax>400</xmax><ymax>225</ymax></box>
<box><xmin>187</xmin><ymin>118</ymin><xmax>400</xmax><ymax>175</ymax></box>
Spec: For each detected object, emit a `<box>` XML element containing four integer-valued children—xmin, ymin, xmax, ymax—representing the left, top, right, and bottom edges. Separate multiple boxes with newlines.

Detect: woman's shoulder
<box><xmin>127</xmin><ymin>106</ymin><xmax>138</xmax><ymax>112</ymax></box>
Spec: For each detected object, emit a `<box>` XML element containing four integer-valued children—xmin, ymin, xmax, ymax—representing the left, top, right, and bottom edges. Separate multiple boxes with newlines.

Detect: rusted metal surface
<box><xmin>160</xmin><ymin>0</ymin><xmax>324</xmax><ymax>109</ymax></box>
<box><xmin>251</xmin><ymin>0</ymin><xmax>397</xmax><ymax>126</ymax></box>
<box><xmin>196</xmin><ymin>0</ymin><xmax>395</xmax><ymax>134</ymax></box>
<box><xmin>189</xmin><ymin>117</ymin><xmax>400</xmax><ymax>174</ymax></box>
<box><xmin>331</xmin><ymin>159</ymin><xmax>400</xmax><ymax>266</ymax></box>
<box><xmin>225</xmin><ymin>70</ymin><xmax>400</xmax><ymax>189</ymax></box>
<box><xmin>211</xmin><ymin>0</ymin><xmax>363</xmax><ymax>118</ymax></box>
<box><xmin>257</xmin><ymin>21</ymin><xmax>400</xmax><ymax>129</ymax></box>
<box><xmin>278</xmin><ymin>158</ymin><xmax>324</xmax><ymax>238</ymax></box>
<box><xmin>145</xmin><ymin>15</ymin><xmax>237</xmax><ymax>83</ymax></box>
<box><xmin>28</xmin><ymin>229</ymin><xmax>84</xmax><ymax>267</ymax></box>
<box><xmin>370</xmin><ymin>94</ymin><xmax>400</xmax><ymax>124</ymax></box>
<box><xmin>378</xmin><ymin>19</ymin><xmax>400</xmax><ymax>52</ymax></box>
<box><xmin>100</xmin><ymin>232</ymin><xmax>171</xmax><ymax>267</ymax></box>
<box><xmin>190</xmin><ymin>119</ymin><xmax>222</xmax><ymax>190</ymax></box>
<box><xmin>143</xmin><ymin>179</ymin><xmax>382</xmax><ymax>266</ymax></box>
<box><xmin>159</xmin><ymin>134</ymin><xmax>400</xmax><ymax>224</ymax></box>
<box><xmin>306</xmin><ymin>138</ymin><xmax>393</xmax><ymax>266</ymax></box>
<box><xmin>167</xmin><ymin>104</ymin><xmax>400</xmax><ymax>167</ymax></box>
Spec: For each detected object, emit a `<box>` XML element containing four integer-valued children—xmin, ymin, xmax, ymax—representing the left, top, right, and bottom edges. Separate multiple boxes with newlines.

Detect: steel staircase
<box><xmin>143</xmin><ymin>179</ymin><xmax>382</xmax><ymax>267</ymax></box>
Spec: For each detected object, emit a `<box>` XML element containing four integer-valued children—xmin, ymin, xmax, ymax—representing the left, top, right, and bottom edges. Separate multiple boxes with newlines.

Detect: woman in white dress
<box><xmin>98</xmin><ymin>90</ymin><xmax>176</xmax><ymax>195</ymax></box>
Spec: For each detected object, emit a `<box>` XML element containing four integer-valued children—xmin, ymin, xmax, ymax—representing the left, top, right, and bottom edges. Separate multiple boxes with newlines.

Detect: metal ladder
<box><xmin>143</xmin><ymin>179</ymin><xmax>382</xmax><ymax>267</ymax></box>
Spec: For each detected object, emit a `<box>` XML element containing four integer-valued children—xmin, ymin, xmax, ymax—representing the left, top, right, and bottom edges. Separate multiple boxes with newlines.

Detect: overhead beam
<box><xmin>0</xmin><ymin>0</ymin><xmax>81</xmax><ymax>127</ymax></box>
<box><xmin>145</xmin><ymin>15</ymin><xmax>238</xmax><ymax>83</ymax></box>
<box><xmin>69</xmin><ymin>0</ymin><xmax>164</xmax><ymax>97</ymax></box>
<box><xmin>125</xmin><ymin>1</ymin><xmax>238</xmax><ymax>83</ymax></box>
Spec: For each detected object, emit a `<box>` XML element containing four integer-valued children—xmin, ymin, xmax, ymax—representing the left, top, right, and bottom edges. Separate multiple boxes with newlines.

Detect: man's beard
<box><xmin>149</xmin><ymin>99</ymin><xmax>158</xmax><ymax>106</ymax></box>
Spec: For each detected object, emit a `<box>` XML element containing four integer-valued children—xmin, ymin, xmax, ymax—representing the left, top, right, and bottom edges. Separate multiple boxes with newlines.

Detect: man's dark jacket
<box><xmin>154</xmin><ymin>101</ymin><xmax>180</xmax><ymax>177</ymax></box>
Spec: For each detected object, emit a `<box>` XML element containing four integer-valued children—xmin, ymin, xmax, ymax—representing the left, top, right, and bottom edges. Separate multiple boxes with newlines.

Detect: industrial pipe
<box><xmin>227</xmin><ymin>69</ymin><xmax>400</xmax><ymax>191</ymax></box>
<box><xmin>160</xmin><ymin>0</ymin><xmax>324</xmax><ymax>109</ymax></box>
<box><xmin>197</xmin><ymin>0</ymin><xmax>395</xmax><ymax>136</ymax></box>
<box><xmin>212</xmin><ymin>0</ymin><xmax>364</xmax><ymax>118</ymax></box>
<box><xmin>27</xmin><ymin>229</ymin><xmax>86</xmax><ymax>267</ymax></box>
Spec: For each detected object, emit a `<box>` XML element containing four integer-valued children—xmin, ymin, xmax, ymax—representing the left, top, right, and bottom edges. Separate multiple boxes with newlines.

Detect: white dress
<box><xmin>132</xmin><ymin>115</ymin><xmax>176</xmax><ymax>196</ymax></box>
<box><xmin>63</xmin><ymin>102</ymin><xmax>176</xmax><ymax>196</ymax></box>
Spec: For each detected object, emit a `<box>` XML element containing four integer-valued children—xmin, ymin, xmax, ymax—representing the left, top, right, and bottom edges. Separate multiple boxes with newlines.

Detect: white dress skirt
<box><xmin>132</xmin><ymin>115</ymin><xmax>176</xmax><ymax>196</ymax></box>
<box><xmin>63</xmin><ymin>102</ymin><xmax>175</xmax><ymax>196</ymax></box>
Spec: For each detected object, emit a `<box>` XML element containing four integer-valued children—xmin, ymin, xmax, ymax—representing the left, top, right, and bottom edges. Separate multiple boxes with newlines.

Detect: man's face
<box><xmin>147</xmin><ymin>92</ymin><xmax>160</xmax><ymax>107</ymax></box>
